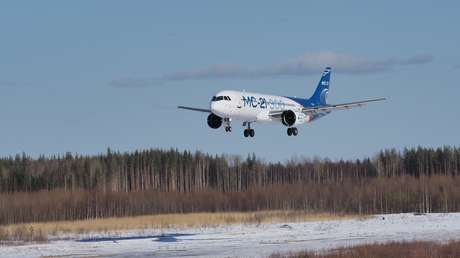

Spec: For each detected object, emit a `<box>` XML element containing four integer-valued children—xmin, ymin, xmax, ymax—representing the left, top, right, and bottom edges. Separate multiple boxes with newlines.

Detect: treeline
<box><xmin>1</xmin><ymin>176</ymin><xmax>460</xmax><ymax>224</ymax></box>
<box><xmin>1</xmin><ymin>146</ymin><xmax>460</xmax><ymax>225</ymax></box>
<box><xmin>1</xmin><ymin>146</ymin><xmax>459</xmax><ymax>193</ymax></box>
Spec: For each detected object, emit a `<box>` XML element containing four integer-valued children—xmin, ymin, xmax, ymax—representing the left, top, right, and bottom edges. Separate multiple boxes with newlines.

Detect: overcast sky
<box><xmin>1</xmin><ymin>1</ymin><xmax>459</xmax><ymax>161</ymax></box>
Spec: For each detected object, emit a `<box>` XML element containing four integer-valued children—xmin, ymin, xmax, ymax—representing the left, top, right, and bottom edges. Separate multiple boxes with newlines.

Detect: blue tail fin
<box><xmin>310</xmin><ymin>67</ymin><xmax>331</xmax><ymax>105</ymax></box>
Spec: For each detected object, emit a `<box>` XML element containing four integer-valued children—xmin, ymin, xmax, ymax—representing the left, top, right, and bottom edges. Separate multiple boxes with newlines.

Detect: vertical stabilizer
<box><xmin>310</xmin><ymin>67</ymin><xmax>331</xmax><ymax>105</ymax></box>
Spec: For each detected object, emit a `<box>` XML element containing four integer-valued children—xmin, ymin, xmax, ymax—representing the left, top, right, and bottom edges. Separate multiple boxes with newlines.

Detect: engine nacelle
<box><xmin>207</xmin><ymin>113</ymin><xmax>222</xmax><ymax>129</ymax></box>
<box><xmin>281</xmin><ymin>110</ymin><xmax>297</xmax><ymax>127</ymax></box>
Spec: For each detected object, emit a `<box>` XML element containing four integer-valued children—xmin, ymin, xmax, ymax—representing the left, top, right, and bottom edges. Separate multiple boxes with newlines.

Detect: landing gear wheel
<box><xmin>287</xmin><ymin>127</ymin><xmax>298</xmax><ymax>136</ymax></box>
<box><xmin>243</xmin><ymin>122</ymin><xmax>254</xmax><ymax>138</ymax></box>
<box><xmin>225</xmin><ymin>126</ymin><xmax>232</xmax><ymax>132</ymax></box>
<box><xmin>244</xmin><ymin>129</ymin><xmax>249</xmax><ymax>137</ymax></box>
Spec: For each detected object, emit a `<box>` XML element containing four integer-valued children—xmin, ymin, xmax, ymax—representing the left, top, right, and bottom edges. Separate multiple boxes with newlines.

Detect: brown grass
<box><xmin>271</xmin><ymin>240</ymin><xmax>460</xmax><ymax>258</ymax></box>
<box><xmin>0</xmin><ymin>211</ymin><xmax>359</xmax><ymax>242</ymax></box>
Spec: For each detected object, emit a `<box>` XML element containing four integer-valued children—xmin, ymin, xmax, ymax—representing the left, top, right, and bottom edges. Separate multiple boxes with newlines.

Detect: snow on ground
<box><xmin>2</xmin><ymin>213</ymin><xmax>460</xmax><ymax>258</ymax></box>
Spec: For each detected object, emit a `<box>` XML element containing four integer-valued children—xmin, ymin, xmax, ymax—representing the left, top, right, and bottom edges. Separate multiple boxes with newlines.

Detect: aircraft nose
<box><xmin>211</xmin><ymin>102</ymin><xmax>223</xmax><ymax>115</ymax></box>
<box><xmin>211</xmin><ymin>102</ymin><xmax>218</xmax><ymax>112</ymax></box>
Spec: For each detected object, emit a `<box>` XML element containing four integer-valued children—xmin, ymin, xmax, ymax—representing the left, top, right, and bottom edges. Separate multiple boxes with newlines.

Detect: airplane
<box><xmin>178</xmin><ymin>67</ymin><xmax>385</xmax><ymax>138</ymax></box>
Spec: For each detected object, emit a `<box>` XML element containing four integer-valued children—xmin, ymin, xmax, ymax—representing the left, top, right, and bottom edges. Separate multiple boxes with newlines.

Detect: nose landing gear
<box><xmin>224</xmin><ymin>118</ymin><xmax>232</xmax><ymax>133</ymax></box>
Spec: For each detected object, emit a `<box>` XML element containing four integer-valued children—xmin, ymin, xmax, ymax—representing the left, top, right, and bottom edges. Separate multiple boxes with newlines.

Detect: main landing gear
<box><xmin>287</xmin><ymin>127</ymin><xmax>298</xmax><ymax>136</ymax></box>
<box><xmin>244</xmin><ymin>129</ymin><xmax>255</xmax><ymax>137</ymax></box>
<box><xmin>243</xmin><ymin>122</ymin><xmax>255</xmax><ymax>138</ymax></box>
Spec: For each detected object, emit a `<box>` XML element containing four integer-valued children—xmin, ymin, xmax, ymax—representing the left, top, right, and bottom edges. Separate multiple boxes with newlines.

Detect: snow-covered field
<box><xmin>2</xmin><ymin>213</ymin><xmax>460</xmax><ymax>258</ymax></box>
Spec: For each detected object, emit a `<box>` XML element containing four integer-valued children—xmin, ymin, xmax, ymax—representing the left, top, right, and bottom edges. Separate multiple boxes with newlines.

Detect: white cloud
<box><xmin>0</xmin><ymin>81</ymin><xmax>18</xmax><ymax>87</ymax></box>
<box><xmin>109</xmin><ymin>78</ymin><xmax>164</xmax><ymax>88</ymax></box>
<box><xmin>110</xmin><ymin>52</ymin><xmax>434</xmax><ymax>87</ymax></box>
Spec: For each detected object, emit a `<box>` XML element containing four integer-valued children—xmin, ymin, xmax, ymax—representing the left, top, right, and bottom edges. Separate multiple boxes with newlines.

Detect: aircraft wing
<box><xmin>178</xmin><ymin>106</ymin><xmax>211</xmax><ymax>113</ymax></box>
<box><xmin>302</xmin><ymin>98</ymin><xmax>386</xmax><ymax>114</ymax></box>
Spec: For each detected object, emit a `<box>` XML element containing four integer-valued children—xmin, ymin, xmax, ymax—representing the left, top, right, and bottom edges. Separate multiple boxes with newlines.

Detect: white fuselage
<box><xmin>210</xmin><ymin>90</ymin><xmax>310</xmax><ymax>125</ymax></box>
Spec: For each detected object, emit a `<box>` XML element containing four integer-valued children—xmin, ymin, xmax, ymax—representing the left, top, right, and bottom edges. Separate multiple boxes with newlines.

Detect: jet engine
<box><xmin>281</xmin><ymin>110</ymin><xmax>297</xmax><ymax>127</ymax></box>
<box><xmin>207</xmin><ymin>113</ymin><xmax>223</xmax><ymax>129</ymax></box>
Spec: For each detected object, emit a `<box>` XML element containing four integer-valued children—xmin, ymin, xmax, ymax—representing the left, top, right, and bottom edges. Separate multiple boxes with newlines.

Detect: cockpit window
<box><xmin>211</xmin><ymin>96</ymin><xmax>224</xmax><ymax>101</ymax></box>
<box><xmin>212</xmin><ymin>96</ymin><xmax>231</xmax><ymax>102</ymax></box>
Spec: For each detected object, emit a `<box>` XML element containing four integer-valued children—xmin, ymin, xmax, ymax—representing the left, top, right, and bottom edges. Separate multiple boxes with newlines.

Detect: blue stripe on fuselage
<box><xmin>286</xmin><ymin>96</ymin><xmax>314</xmax><ymax>107</ymax></box>
<box><xmin>285</xmin><ymin>96</ymin><xmax>330</xmax><ymax>122</ymax></box>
